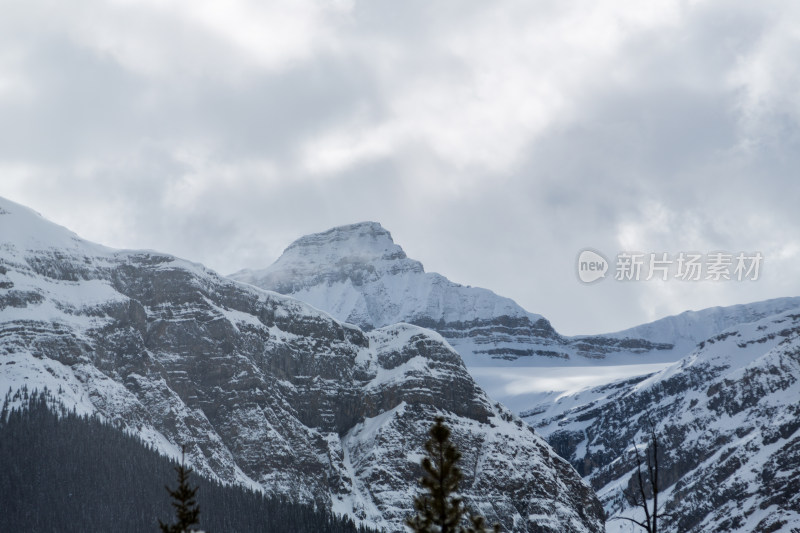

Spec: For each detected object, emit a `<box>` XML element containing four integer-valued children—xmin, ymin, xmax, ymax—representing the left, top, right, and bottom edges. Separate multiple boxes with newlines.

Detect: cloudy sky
<box><xmin>3</xmin><ymin>0</ymin><xmax>799</xmax><ymax>335</ymax></box>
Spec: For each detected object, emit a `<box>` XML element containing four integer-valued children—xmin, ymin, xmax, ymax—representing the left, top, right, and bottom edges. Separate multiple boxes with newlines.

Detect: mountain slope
<box><xmin>0</xmin><ymin>198</ymin><xmax>603</xmax><ymax>533</ymax></box>
<box><xmin>525</xmin><ymin>309</ymin><xmax>800</xmax><ymax>532</ymax></box>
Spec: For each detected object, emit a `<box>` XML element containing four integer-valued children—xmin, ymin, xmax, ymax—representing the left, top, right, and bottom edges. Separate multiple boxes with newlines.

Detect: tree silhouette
<box><xmin>159</xmin><ymin>446</ymin><xmax>200</xmax><ymax>533</ymax></box>
<box><xmin>610</xmin><ymin>426</ymin><xmax>673</xmax><ymax>532</ymax></box>
<box><xmin>406</xmin><ymin>416</ymin><xmax>499</xmax><ymax>533</ymax></box>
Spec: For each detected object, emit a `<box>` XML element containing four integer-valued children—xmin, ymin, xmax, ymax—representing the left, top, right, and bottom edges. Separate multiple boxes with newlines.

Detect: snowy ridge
<box><xmin>0</xmin><ymin>198</ymin><xmax>603</xmax><ymax>533</ymax></box>
<box><xmin>600</xmin><ymin>296</ymin><xmax>800</xmax><ymax>352</ymax></box>
<box><xmin>524</xmin><ymin>309</ymin><xmax>800</xmax><ymax>532</ymax></box>
<box><xmin>0</xmin><ymin>200</ymin><xmax>112</xmax><ymax>256</ymax></box>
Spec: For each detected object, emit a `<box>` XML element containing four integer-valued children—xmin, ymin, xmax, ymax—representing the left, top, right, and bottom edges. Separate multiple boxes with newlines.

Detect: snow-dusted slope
<box><xmin>0</xmin><ymin>198</ymin><xmax>603</xmax><ymax>533</ymax></box>
<box><xmin>524</xmin><ymin>309</ymin><xmax>800</xmax><ymax>532</ymax></box>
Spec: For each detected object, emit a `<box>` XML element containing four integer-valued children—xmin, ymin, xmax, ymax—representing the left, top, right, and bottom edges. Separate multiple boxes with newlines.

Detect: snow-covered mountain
<box><xmin>604</xmin><ymin>297</ymin><xmax>800</xmax><ymax>354</ymax></box>
<box><xmin>231</xmin><ymin>222</ymin><xmax>680</xmax><ymax>366</ymax></box>
<box><xmin>232</xmin><ymin>222</ymin><xmax>535</xmax><ymax>329</ymax></box>
<box><xmin>524</xmin><ymin>308</ymin><xmax>800</xmax><ymax>532</ymax></box>
<box><xmin>0</xmin><ymin>198</ymin><xmax>604</xmax><ymax>533</ymax></box>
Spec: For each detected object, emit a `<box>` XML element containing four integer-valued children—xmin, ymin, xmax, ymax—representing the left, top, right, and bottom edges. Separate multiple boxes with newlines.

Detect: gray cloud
<box><xmin>2</xmin><ymin>0</ymin><xmax>799</xmax><ymax>335</ymax></box>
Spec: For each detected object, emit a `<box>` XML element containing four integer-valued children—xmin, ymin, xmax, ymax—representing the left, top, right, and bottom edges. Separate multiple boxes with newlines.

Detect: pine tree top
<box><xmin>406</xmin><ymin>416</ymin><xmax>500</xmax><ymax>533</ymax></box>
<box><xmin>159</xmin><ymin>446</ymin><xmax>201</xmax><ymax>533</ymax></box>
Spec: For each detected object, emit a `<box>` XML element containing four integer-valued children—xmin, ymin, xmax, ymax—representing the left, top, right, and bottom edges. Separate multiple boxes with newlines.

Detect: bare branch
<box><xmin>633</xmin><ymin>441</ymin><xmax>652</xmax><ymax>531</ymax></box>
<box><xmin>608</xmin><ymin>515</ymin><xmax>649</xmax><ymax>529</ymax></box>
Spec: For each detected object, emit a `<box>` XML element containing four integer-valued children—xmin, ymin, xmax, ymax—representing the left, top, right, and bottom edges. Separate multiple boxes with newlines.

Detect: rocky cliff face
<box><xmin>231</xmin><ymin>222</ymin><xmax>679</xmax><ymax>365</ymax></box>
<box><xmin>525</xmin><ymin>309</ymin><xmax>800</xmax><ymax>532</ymax></box>
<box><xmin>0</xmin><ymin>199</ymin><xmax>604</xmax><ymax>532</ymax></box>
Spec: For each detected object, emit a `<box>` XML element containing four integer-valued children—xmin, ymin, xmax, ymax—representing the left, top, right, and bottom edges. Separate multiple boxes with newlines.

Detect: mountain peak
<box><xmin>230</xmin><ymin>222</ymin><xmax>541</xmax><ymax>335</ymax></box>
<box><xmin>282</xmin><ymin>221</ymin><xmax>407</xmax><ymax>263</ymax></box>
<box><xmin>231</xmin><ymin>222</ymin><xmax>426</xmax><ymax>297</ymax></box>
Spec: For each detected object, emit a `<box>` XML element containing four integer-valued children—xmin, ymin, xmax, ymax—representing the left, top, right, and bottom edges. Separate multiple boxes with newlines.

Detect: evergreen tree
<box><xmin>159</xmin><ymin>446</ymin><xmax>200</xmax><ymax>533</ymax></box>
<box><xmin>406</xmin><ymin>416</ymin><xmax>499</xmax><ymax>533</ymax></box>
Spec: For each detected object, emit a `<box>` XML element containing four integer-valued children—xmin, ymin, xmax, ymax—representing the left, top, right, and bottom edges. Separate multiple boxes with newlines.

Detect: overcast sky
<box><xmin>3</xmin><ymin>0</ymin><xmax>800</xmax><ymax>335</ymax></box>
